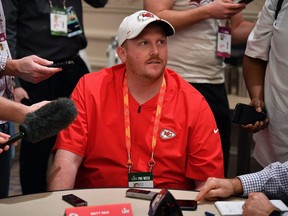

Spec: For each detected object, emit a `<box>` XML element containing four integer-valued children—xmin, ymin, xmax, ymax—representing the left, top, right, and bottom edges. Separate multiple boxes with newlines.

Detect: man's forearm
<box><xmin>144</xmin><ymin>3</ymin><xmax>214</xmax><ymax>30</ymax></box>
<box><xmin>48</xmin><ymin>171</ymin><xmax>75</xmax><ymax>191</ymax></box>
<box><xmin>47</xmin><ymin>161</ymin><xmax>76</xmax><ymax>191</ymax></box>
<box><xmin>48</xmin><ymin>150</ymin><xmax>81</xmax><ymax>191</ymax></box>
<box><xmin>243</xmin><ymin>55</ymin><xmax>267</xmax><ymax>101</ymax></box>
<box><xmin>232</xmin><ymin>20</ymin><xmax>255</xmax><ymax>44</ymax></box>
<box><xmin>0</xmin><ymin>97</ymin><xmax>29</xmax><ymax>123</ymax></box>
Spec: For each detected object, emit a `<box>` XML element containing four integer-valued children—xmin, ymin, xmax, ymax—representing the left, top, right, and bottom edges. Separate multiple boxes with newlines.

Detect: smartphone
<box><xmin>62</xmin><ymin>194</ymin><xmax>88</xmax><ymax>207</ymax></box>
<box><xmin>48</xmin><ymin>60</ymin><xmax>74</xmax><ymax>67</ymax></box>
<box><xmin>20</xmin><ymin>98</ymin><xmax>32</xmax><ymax>106</ymax></box>
<box><xmin>234</xmin><ymin>0</ymin><xmax>254</xmax><ymax>4</ymax></box>
<box><xmin>232</xmin><ymin>103</ymin><xmax>267</xmax><ymax>125</ymax></box>
<box><xmin>175</xmin><ymin>199</ymin><xmax>197</xmax><ymax>211</ymax></box>
<box><xmin>126</xmin><ymin>188</ymin><xmax>158</xmax><ymax>200</ymax></box>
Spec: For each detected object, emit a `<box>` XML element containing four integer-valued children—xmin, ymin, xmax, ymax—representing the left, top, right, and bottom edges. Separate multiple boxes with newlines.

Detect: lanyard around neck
<box><xmin>123</xmin><ymin>73</ymin><xmax>166</xmax><ymax>173</ymax></box>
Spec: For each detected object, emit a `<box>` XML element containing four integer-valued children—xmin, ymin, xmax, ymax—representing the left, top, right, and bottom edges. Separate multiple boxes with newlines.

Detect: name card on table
<box><xmin>215</xmin><ymin>200</ymin><xmax>288</xmax><ymax>216</ymax></box>
<box><xmin>65</xmin><ymin>203</ymin><xmax>133</xmax><ymax>216</ymax></box>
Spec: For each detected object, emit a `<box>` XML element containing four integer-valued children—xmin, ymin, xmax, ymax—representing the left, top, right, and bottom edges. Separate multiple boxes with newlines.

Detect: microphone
<box><xmin>0</xmin><ymin>98</ymin><xmax>77</xmax><ymax>149</ymax></box>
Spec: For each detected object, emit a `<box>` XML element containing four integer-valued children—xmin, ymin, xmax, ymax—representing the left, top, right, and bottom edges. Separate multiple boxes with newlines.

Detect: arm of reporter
<box><xmin>48</xmin><ymin>149</ymin><xmax>82</xmax><ymax>191</ymax></box>
<box><xmin>0</xmin><ymin>97</ymin><xmax>30</xmax><ymax>123</ymax></box>
<box><xmin>0</xmin><ymin>97</ymin><xmax>50</xmax><ymax>123</ymax></box>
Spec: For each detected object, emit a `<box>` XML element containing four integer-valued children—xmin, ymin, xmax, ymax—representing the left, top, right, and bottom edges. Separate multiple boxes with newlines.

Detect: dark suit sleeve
<box><xmin>2</xmin><ymin>0</ymin><xmax>19</xmax><ymax>58</ymax></box>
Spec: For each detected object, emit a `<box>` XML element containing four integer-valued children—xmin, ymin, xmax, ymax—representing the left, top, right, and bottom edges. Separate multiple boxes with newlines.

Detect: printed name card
<box><xmin>65</xmin><ymin>203</ymin><xmax>133</xmax><ymax>216</ymax></box>
<box><xmin>215</xmin><ymin>200</ymin><xmax>288</xmax><ymax>216</ymax></box>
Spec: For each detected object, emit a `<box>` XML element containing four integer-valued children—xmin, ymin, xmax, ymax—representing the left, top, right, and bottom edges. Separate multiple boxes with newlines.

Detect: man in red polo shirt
<box><xmin>48</xmin><ymin>10</ymin><xmax>224</xmax><ymax>191</ymax></box>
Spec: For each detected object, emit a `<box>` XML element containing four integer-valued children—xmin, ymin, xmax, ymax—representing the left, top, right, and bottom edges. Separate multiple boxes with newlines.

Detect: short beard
<box><xmin>126</xmin><ymin>60</ymin><xmax>164</xmax><ymax>81</ymax></box>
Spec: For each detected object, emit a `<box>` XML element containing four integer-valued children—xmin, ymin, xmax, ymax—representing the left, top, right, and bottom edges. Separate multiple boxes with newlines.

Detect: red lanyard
<box><xmin>123</xmin><ymin>73</ymin><xmax>166</xmax><ymax>173</ymax></box>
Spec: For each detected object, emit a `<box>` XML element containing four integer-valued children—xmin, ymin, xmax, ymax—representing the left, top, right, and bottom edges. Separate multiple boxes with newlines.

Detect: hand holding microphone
<box><xmin>0</xmin><ymin>98</ymin><xmax>77</xmax><ymax>150</ymax></box>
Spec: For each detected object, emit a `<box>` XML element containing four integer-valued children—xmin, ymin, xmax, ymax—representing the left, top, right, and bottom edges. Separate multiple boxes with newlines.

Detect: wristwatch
<box><xmin>269</xmin><ymin>210</ymin><xmax>282</xmax><ymax>216</ymax></box>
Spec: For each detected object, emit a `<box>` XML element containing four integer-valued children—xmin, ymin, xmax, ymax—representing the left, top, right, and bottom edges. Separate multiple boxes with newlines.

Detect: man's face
<box><xmin>118</xmin><ymin>23</ymin><xmax>168</xmax><ymax>81</ymax></box>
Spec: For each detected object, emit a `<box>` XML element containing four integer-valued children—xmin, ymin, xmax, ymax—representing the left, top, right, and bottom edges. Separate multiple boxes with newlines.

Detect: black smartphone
<box><xmin>234</xmin><ymin>0</ymin><xmax>254</xmax><ymax>4</ymax></box>
<box><xmin>62</xmin><ymin>194</ymin><xmax>88</xmax><ymax>207</ymax></box>
<box><xmin>48</xmin><ymin>60</ymin><xmax>74</xmax><ymax>68</ymax></box>
<box><xmin>232</xmin><ymin>103</ymin><xmax>267</xmax><ymax>125</ymax></box>
<box><xmin>126</xmin><ymin>188</ymin><xmax>158</xmax><ymax>200</ymax></box>
<box><xmin>175</xmin><ymin>199</ymin><xmax>197</xmax><ymax>211</ymax></box>
<box><xmin>21</xmin><ymin>98</ymin><xmax>32</xmax><ymax>106</ymax></box>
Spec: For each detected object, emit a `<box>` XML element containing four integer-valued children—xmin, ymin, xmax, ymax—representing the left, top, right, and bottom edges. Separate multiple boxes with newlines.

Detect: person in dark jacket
<box><xmin>2</xmin><ymin>0</ymin><xmax>108</xmax><ymax>195</ymax></box>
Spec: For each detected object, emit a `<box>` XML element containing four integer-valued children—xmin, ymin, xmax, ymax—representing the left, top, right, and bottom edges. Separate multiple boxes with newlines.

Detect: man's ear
<box><xmin>116</xmin><ymin>46</ymin><xmax>127</xmax><ymax>63</ymax></box>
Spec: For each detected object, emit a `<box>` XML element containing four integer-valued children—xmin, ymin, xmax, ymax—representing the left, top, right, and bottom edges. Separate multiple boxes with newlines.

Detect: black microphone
<box><xmin>0</xmin><ymin>98</ymin><xmax>77</xmax><ymax>149</ymax></box>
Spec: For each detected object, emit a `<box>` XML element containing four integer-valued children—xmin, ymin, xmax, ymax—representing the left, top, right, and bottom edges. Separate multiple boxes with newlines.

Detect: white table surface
<box><xmin>0</xmin><ymin>188</ymin><xmax>244</xmax><ymax>215</ymax></box>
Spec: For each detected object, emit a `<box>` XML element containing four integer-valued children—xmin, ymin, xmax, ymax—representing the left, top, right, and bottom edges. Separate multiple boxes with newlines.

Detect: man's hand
<box><xmin>242</xmin><ymin>192</ymin><xmax>280</xmax><ymax>216</ymax></box>
<box><xmin>29</xmin><ymin>100</ymin><xmax>51</xmax><ymax>113</ymax></box>
<box><xmin>5</xmin><ymin>55</ymin><xmax>62</xmax><ymax>83</ymax></box>
<box><xmin>14</xmin><ymin>87</ymin><xmax>29</xmax><ymax>103</ymax></box>
<box><xmin>242</xmin><ymin>98</ymin><xmax>269</xmax><ymax>133</ymax></box>
<box><xmin>206</xmin><ymin>0</ymin><xmax>246</xmax><ymax>19</ymax></box>
<box><xmin>195</xmin><ymin>177</ymin><xmax>243</xmax><ymax>201</ymax></box>
<box><xmin>0</xmin><ymin>132</ymin><xmax>11</xmax><ymax>154</ymax></box>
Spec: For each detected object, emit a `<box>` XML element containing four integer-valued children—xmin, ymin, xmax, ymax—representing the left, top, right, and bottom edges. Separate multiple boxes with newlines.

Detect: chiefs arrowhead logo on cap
<box><xmin>137</xmin><ymin>11</ymin><xmax>155</xmax><ymax>22</ymax></box>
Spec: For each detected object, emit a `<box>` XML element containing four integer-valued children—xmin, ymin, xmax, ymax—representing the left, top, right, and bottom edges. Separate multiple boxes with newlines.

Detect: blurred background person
<box><xmin>2</xmin><ymin>0</ymin><xmax>108</xmax><ymax>195</ymax></box>
<box><xmin>242</xmin><ymin>0</ymin><xmax>287</xmax><ymax>168</ymax></box>
<box><xmin>196</xmin><ymin>160</ymin><xmax>288</xmax><ymax>216</ymax></box>
<box><xmin>1</xmin><ymin>0</ymin><xmax>61</xmax><ymax>198</ymax></box>
<box><xmin>144</xmin><ymin>0</ymin><xmax>255</xmax><ymax>176</ymax></box>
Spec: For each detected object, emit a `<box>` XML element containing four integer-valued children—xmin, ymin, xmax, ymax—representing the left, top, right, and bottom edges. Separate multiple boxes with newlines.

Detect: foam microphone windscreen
<box><xmin>21</xmin><ymin>97</ymin><xmax>78</xmax><ymax>143</ymax></box>
<box><xmin>1</xmin><ymin>98</ymin><xmax>77</xmax><ymax>148</ymax></box>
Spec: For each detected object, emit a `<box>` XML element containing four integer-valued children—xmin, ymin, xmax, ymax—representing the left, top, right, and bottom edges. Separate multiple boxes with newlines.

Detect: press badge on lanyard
<box><xmin>49</xmin><ymin>0</ymin><xmax>82</xmax><ymax>37</ymax></box>
<box><xmin>123</xmin><ymin>74</ymin><xmax>166</xmax><ymax>189</ymax></box>
<box><xmin>216</xmin><ymin>20</ymin><xmax>231</xmax><ymax>58</ymax></box>
<box><xmin>128</xmin><ymin>172</ymin><xmax>154</xmax><ymax>188</ymax></box>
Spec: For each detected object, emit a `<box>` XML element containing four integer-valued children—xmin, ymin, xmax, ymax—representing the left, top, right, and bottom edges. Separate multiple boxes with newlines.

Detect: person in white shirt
<box><xmin>242</xmin><ymin>0</ymin><xmax>288</xmax><ymax>167</ymax></box>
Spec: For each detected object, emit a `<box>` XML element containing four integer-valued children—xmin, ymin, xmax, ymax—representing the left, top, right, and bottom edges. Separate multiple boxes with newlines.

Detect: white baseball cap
<box><xmin>117</xmin><ymin>10</ymin><xmax>175</xmax><ymax>46</ymax></box>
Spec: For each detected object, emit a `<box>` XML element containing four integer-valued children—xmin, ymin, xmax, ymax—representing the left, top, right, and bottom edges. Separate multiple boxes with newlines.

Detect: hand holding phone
<box><xmin>232</xmin><ymin>103</ymin><xmax>267</xmax><ymax>125</ymax></box>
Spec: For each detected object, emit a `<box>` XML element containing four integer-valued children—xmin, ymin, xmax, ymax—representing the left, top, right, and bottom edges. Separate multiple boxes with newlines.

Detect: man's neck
<box><xmin>127</xmin><ymin>75</ymin><xmax>164</xmax><ymax>104</ymax></box>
